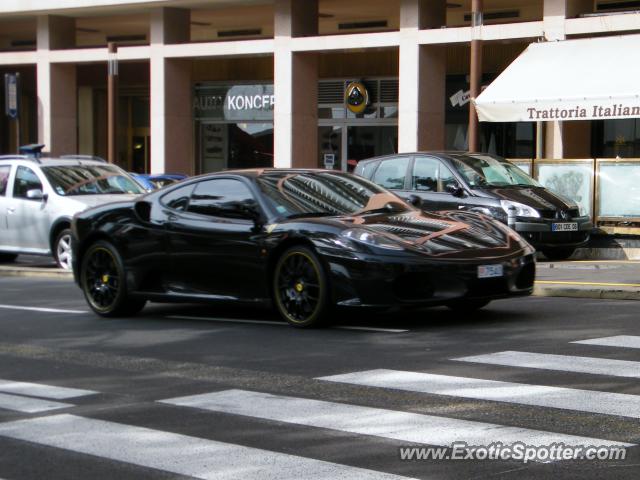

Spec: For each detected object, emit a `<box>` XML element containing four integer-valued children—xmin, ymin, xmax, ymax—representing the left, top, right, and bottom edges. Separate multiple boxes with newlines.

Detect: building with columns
<box><xmin>2</xmin><ymin>0</ymin><xmax>640</xmax><ymax>179</ymax></box>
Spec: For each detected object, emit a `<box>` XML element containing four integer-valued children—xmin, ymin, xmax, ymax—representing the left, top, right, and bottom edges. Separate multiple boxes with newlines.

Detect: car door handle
<box><xmin>6</xmin><ymin>207</ymin><xmax>15</xmax><ymax>214</ymax></box>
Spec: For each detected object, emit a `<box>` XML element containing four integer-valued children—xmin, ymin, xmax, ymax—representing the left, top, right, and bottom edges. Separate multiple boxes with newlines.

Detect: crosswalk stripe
<box><xmin>317</xmin><ymin>369</ymin><xmax>640</xmax><ymax>419</ymax></box>
<box><xmin>453</xmin><ymin>351</ymin><xmax>640</xmax><ymax>379</ymax></box>
<box><xmin>0</xmin><ymin>379</ymin><xmax>96</xmax><ymax>400</ymax></box>
<box><xmin>0</xmin><ymin>392</ymin><xmax>72</xmax><ymax>413</ymax></box>
<box><xmin>0</xmin><ymin>414</ymin><xmax>416</xmax><ymax>480</ymax></box>
<box><xmin>572</xmin><ymin>336</ymin><xmax>640</xmax><ymax>349</ymax></box>
<box><xmin>159</xmin><ymin>389</ymin><xmax>632</xmax><ymax>448</ymax></box>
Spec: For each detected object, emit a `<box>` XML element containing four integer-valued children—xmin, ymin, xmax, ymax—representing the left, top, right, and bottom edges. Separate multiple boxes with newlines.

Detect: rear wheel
<box><xmin>0</xmin><ymin>253</ymin><xmax>17</xmax><ymax>263</ymax></box>
<box><xmin>446</xmin><ymin>299</ymin><xmax>491</xmax><ymax>313</ymax></box>
<box><xmin>81</xmin><ymin>240</ymin><xmax>146</xmax><ymax>317</ymax></box>
<box><xmin>273</xmin><ymin>246</ymin><xmax>330</xmax><ymax>328</ymax></box>
<box><xmin>54</xmin><ymin>228</ymin><xmax>73</xmax><ymax>270</ymax></box>
<box><xmin>542</xmin><ymin>248</ymin><xmax>575</xmax><ymax>261</ymax></box>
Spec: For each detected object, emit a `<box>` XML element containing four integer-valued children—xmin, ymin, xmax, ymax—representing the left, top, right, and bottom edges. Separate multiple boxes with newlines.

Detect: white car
<box><xmin>0</xmin><ymin>155</ymin><xmax>145</xmax><ymax>269</ymax></box>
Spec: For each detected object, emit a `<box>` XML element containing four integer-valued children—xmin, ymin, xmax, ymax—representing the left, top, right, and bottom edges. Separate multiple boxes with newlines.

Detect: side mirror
<box><xmin>445</xmin><ymin>183</ymin><xmax>465</xmax><ymax>198</ymax></box>
<box><xmin>237</xmin><ymin>202</ymin><xmax>264</xmax><ymax>226</ymax></box>
<box><xmin>407</xmin><ymin>194</ymin><xmax>423</xmax><ymax>208</ymax></box>
<box><xmin>26</xmin><ymin>188</ymin><xmax>46</xmax><ymax>201</ymax></box>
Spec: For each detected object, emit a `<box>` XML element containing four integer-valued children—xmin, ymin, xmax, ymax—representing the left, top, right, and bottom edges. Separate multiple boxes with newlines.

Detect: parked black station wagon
<box><xmin>72</xmin><ymin>169</ymin><xmax>535</xmax><ymax>327</ymax></box>
<box><xmin>355</xmin><ymin>152</ymin><xmax>592</xmax><ymax>260</ymax></box>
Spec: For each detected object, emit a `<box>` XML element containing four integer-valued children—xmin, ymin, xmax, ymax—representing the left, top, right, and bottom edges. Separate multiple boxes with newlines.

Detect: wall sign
<box><xmin>4</xmin><ymin>73</ymin><xmax>20</xmax><ymax>119</ymax></box>
<box><xmin>194</xmin><ymin>83</ymin><xmax>274</xmax><ymax>121</ymax></box>
<box><xmin>345</xmin><ymin>81</ymin><xmax>369</xmax><ymax>114</ymax></box>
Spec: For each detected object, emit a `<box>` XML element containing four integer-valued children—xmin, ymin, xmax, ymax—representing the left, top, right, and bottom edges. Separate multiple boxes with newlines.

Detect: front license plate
<box><xmin>552</xmin><ymin>222</ymin><xmax>578</xmax><ymax>232</ymax></box>
<box><xmin>478</xmin><ymin>264</ymin><xmax>503</xmax><ymax>279</ymax></box>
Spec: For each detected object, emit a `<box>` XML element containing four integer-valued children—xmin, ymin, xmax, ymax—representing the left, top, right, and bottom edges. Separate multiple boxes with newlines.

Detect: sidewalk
<box><xmin>1</xmin><ymin>256</ymin><xmax>640</xmax><ymax>301</ymax></box>
<box><xmin>535</xmin><ymin>260</ymin><xmax>640</xmax><ymax>301</ymax></box>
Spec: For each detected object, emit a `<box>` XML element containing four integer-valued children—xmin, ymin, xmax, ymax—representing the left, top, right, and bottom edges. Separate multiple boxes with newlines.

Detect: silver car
<box><xmin>0</xmin><ymin>156</ymin><xmax>145</xmax><ymax>269</ymax></box>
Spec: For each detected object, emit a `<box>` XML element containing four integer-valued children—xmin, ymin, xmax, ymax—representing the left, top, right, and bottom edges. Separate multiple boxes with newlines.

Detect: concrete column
<box><xmin>274</xmin><ymin>0</ymin><xmax>318</xmax><ymax>168</ymax></box>
<box><xmin>150</xmin><ymin>8</ymin><xmax>192</xmax><ymax>174</ymax></box>
<box><xmin>398</xmin><ymin>0</ymin><xmax>446</xmax><ymax>153</ymax></box>
<box><xmin>544</xmin><ymin>0</ymin><xmax>566</xmax><ymax>158</ymax></box>
<box><xmin>37</xmin><ymin>15</ymin><xmax>77</xmax><ymax>155</ymax></box>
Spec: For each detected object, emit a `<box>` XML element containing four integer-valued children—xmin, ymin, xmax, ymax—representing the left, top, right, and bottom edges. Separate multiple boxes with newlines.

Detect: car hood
<box><xmin>484</xmin><ymin>186</ymin><xmax>576</xmax><ymax>211</ymax></box>
<box><xmin>66</xmin><ymin>193</ymin><xmax>139</xmax><ymax>208</ymax></box>
<box><xmin>316</xmin><ymin>209</ymin><xmax>531</xmax><ymax>259</ymax></box>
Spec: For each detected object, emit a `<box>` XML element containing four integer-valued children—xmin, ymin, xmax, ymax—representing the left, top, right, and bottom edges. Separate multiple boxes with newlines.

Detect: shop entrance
<box><xmin>318</xmin><ymin>125</ymin><xmax>398</xmax><ymax>172</ymax></box>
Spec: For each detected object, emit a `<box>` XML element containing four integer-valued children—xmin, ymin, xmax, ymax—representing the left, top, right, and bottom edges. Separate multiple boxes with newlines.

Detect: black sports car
<box><xmin>71</xmin><ymin>169</ymin><xmax>535</xmax><ymax>327</ymax></box>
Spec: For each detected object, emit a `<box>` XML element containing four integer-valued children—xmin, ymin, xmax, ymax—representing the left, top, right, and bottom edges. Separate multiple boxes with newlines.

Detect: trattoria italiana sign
<box><xmin>525</xmin><ymin>103</ymin><xmax>640</xmax><ymax>121</ymax></box>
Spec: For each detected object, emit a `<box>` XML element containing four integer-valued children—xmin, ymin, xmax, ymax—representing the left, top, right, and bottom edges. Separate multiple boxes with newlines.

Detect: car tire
<box><xmin>446</xmin><ymin>299</ymin><xmax>491</xmax><ymax>313</ymax></box>
<box><xmin>54</xmin><ymin>228</ymin><xmax>73</xmax><ymax>270</ymax></box>
<box><xmin>81</xmin><ymin>240</ymin><xmax>146</xmax><ymax>317</ymax></box>
<box><xmin>273</xmin><ymin>246</ymin><xmax>330</xmax><ymax>328</ymax></box>
<box><xmin>0</xmin><ymin>253</ymin><xmax>17</xmax><ymax>263</ymax></box>
<box><xmin>542</xmin><ymin>248</ymin><xmax>575</xmax><ymax>261</ymax></box>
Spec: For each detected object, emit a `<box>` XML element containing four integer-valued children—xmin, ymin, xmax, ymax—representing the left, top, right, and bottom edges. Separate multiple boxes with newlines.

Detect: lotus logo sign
<box><xmin>345</xmin><ymin>81</ymin><xmax>369</xmax><ymax>114</ymax></box>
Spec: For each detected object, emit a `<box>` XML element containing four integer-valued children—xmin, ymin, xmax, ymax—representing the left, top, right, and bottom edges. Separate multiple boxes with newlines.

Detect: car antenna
<box><xmin>18</xmin><ymin>144</ymin><xmax>45</xmax><ymax>163</ymax></box>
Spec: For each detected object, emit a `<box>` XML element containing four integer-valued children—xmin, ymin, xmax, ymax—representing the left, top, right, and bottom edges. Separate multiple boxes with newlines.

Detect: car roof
<box><xmin>356</xmin><ymin>151</ymin><xmax>475</xmax><ymax>165</ymax></box>
<box><xmin>203</xmin><ymin>168</ymin><xmax>341</xmax><ymax>179</ymax></box>
<box><xmin>0</xmin><ymin>156</ymin><xmax>114</xmax><ymax>168</ymax></box>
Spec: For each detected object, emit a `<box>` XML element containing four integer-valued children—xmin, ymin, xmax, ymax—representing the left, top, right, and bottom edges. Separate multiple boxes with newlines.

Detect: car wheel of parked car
<box><xmin>54</xmin><ymin>229</ymin><xmax>73</xmax><ymax>270</ymax></box>
<box><xmin>542</xmin><ymin>248</ymin><xmax>575</xmax><ymax>261</ymax></box>
<box><xmin>273</xmin><ymin>246</ymin><xmax>330</xmax><ymax>328</ymax></box>
<box><xmin>81</xmin><ymin>240</ymin><xmax>146</xmax><ymax>317</ymax></box>
<box><xmin>446</xmin><ymin>299</ymin><xmax>491</xmax><ymax>313</ymax></box>
<box><xmin>0</xmin><ymin>253</ymin><xmax>17</xmax><ymax>263</ymax></box>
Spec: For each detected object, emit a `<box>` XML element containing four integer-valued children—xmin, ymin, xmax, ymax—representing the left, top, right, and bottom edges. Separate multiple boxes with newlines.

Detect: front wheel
<box><xmin>54</xmin><ymin>228</ymin><xmax>73</xmax><ymax>270</ymax></box>
<box><xmin>542</xmin><ymin>248</ymin><xmax>575</xmax><ymax>261</ymax></box>
<box><xmin>273</xmin><ymin>246</ymin><xmax>330</xmax><ymax>328</ymax></box>
<box><xmin>446</xmin><ymin>299</ymin><xmax>491</xmax><ymax>313</ymax></box>
<box><xmin>81</xmin><ymin>240</ymin><xmax>146</xmax><ymax>317</ymax></box>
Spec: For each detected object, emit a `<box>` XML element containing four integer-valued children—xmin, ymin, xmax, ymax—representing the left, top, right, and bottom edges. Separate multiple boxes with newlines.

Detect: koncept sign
<box><xmin>193</xmin><ymin>83</ymin><xmax>274</xmax><ymax>121</ymax></box>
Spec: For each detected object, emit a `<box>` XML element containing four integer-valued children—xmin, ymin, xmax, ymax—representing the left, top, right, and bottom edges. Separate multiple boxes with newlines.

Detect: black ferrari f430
<box><xmin>71</xmin><ymin>169</ymin><xmax>535</xmax><ymax>327</ymax></box>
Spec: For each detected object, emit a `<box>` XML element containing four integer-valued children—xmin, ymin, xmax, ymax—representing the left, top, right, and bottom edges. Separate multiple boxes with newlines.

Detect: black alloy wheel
<box><xmin>81</xmin><ymin>241</ymin><xmax>145</xmax><ymax>317</ymax></box>
<box><xmin>273</xmin><ymin>246</ymin><xmax>329</xmax><ymax>328</ymax></box>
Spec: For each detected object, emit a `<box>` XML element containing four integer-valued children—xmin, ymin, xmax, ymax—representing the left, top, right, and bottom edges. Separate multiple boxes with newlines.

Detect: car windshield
<box><xmin>256</xmin><ymin>171</ymin><xmax>411</xmax><ymax>218</ymax></box>
<box><xmin>449</xmin><ymin>154</ymin><xmax>540</xmax><ymax>188</ymax></box>
<box><xmin>42</xmin><ymin>165</ymin><xmax>145</xmax><ymax>196</ymax></box>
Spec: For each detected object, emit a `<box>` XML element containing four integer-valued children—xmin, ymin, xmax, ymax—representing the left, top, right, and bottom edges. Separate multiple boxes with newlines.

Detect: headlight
<box><xmin>500</xmin><ymin>200</ymin><xmax>540</xmax><ymax>219</ymax></box>
<box><xmin>342</xmin><ymin>228</ymin><xmax>405</xmax><ymax>251</ymax></box>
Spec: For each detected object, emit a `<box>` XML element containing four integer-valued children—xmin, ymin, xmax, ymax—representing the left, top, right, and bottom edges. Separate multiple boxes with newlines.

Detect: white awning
<box><xmin>475</xmin><ymin>34</ymin><xmax>640</xmax><ymax>122</ymax></box>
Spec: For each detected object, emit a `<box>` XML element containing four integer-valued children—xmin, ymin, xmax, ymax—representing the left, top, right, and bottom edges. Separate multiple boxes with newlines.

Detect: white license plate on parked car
<box><xmin>478</xmin><ymin>265</ymin><xmax>504</xmax><ymax>279</ymax></box>
<box><xmin>552</xmin><ymin>222</ymin><xmax>578</xmax><ymax>232</ymax></box>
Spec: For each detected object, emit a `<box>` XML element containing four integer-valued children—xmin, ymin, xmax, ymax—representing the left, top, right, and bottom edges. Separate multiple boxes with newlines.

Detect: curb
<box><xmin>0</xmin><ymin>266</ymin><xmax>73</xmax><ymax>279</ymax></box>
<box><xmin>533</xmin><ymin>284</ymin><xmax>640</xmax><ymax>301</ymax></box>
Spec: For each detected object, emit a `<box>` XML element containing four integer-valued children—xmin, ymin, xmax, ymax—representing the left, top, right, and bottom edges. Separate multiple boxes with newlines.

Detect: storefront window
<box><xmin>347</xmin><ymin>126</ymin><xmax>398</xmax><ymax>169</ymax></box>
<box><xmin>594</xmin><ymin>119</ymin><xmax>640</xmax><ymax>158</ymax></box>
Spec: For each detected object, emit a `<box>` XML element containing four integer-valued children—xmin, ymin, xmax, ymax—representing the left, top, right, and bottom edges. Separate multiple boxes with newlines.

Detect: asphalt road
<box><xmin>0</xmin><ymin>276</ymin><xmax>639</xmax><ymax>479</ymax></box>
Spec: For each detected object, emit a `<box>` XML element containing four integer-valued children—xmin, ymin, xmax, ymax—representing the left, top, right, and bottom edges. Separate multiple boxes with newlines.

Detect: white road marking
<box><xmin>0</xmin><ymin>304</ymin><xmax>87</xmax><ymax>314</ymax></box>
<box><xmin>0</xmin><ymin>414</ymin><xmax>415</xmax><ymax>480</ymax></box>
<box><xmin>572</xmin><ymin>336</ymin><xmax>640</xmax><ymax>349</ymax></box>
<box><xmin>0</xmin><ymin>392</ymin><xmax>72</xmax><ymax>413</ymax></box>
<box><xmin>453</xmin><ymin>351</ymin><xmax>640</xmax><ymax>379</ymax></box>
<box><xmin>159</xmin><ymin>389</ymin><xmax>632</xmax><ymax>448</ymax></box>
<box><xmin>0</xmin><ymin>379</ymin><xmax>96</xmax><ymax>400</ymax></box>
<box><xmin>317</xmin><ymin>369</ymin><xmax>640</xmax><ymax>419</ymax></box>
<box><xmin>167</xmin><ymin>315</ymin><xmax>407</xmax><ymax>333</ymax></box>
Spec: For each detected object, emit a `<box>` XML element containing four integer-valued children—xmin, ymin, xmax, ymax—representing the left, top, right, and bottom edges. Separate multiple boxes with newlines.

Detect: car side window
<box><xmin>13</xmin><ymin>166</ymin><xmax>42</xmax><ymax>200</ymax></box>
<box><xmin>187</xmin><ymin>178</ymin><xmax>256</xmax><ymax>220</ymax></box>
<box><xmin>0</xmin><ymin>165</ymin><xmax>10</xmax><ymax>196</ymax></box>
<box><xmin>160</xmin><ymin>184</ymin><xmax>194</xmax><ymax>212</ymax></box>
<box><xmin>360</xmin><ymin>161</ymin><xmax>380</xmax><ymax>179</ymax></box>
<box><xmin>372</xmin><ymin>157</ymin><xmax>409</xmax><ymax>190</ymax></box>
<box><xmin>413</xmin><ymin>157</ymin><xmax>458</xmax><ymax>193</ymax></box>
